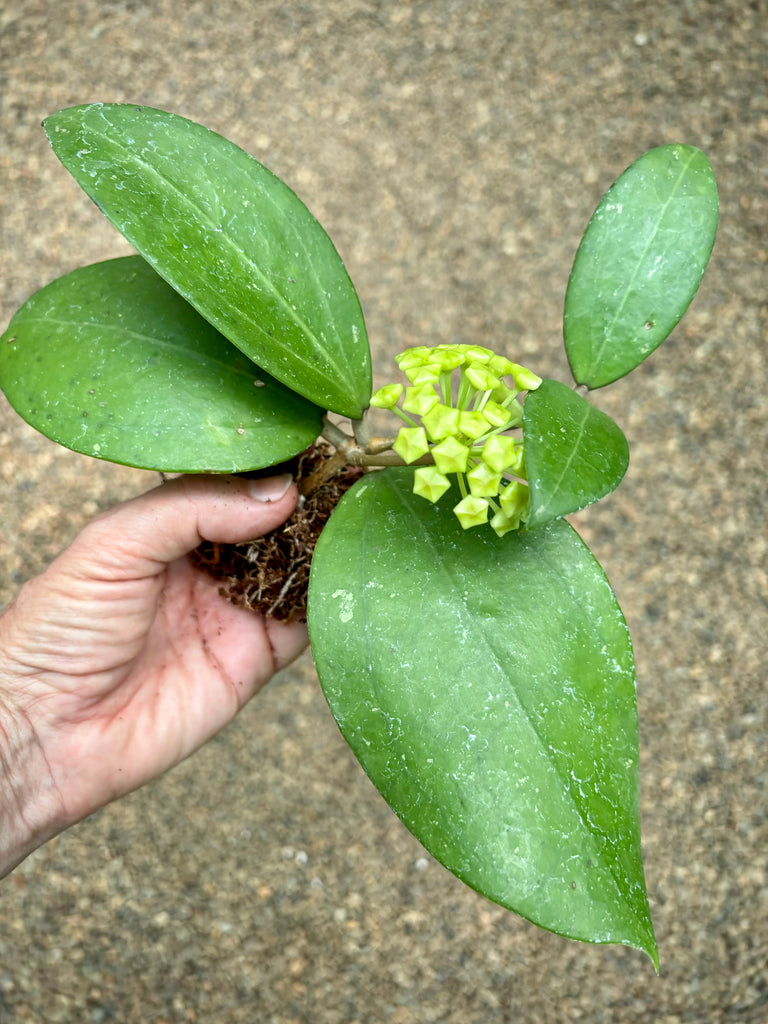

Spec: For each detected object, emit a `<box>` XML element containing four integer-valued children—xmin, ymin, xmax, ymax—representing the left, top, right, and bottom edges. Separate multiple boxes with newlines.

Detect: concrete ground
<box><xmin>1</xmin><ymin>1</ymin><xmax>766</xmax><ymax>1021</ymax></box>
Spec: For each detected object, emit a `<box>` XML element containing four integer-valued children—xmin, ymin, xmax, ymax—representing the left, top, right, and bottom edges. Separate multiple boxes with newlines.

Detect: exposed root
<box><xmin>190</xmin><ymin>444</ymin><xmax>362</xmax><ymax>621</ymax></box>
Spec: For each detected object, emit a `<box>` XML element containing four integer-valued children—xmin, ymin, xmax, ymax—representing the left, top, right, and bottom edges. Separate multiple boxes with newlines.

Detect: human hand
<box><xmin>0</xmin><ymin>473</ymin><xmax>307</xmax><ymax>876</ymax></box>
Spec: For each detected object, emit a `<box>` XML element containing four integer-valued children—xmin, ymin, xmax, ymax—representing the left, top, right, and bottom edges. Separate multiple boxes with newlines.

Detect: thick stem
<box><xmin>354</xmin><ymin>451</ymin><xmax>433</xmax><ymax>467</ymax></box>
<box><xmin>321</xmin><ymin>417</ymin><xmax>352</xmax><ymax>448</ymax></box>
<box><xmin>351</xmin><ymin>412</ymin><xmax>371</xmax><ymax>449</ymax></box>
<box><xmin>366</xmin><ymin>436</ymin><xmax>398</xmax><ymax>454</ymax></box>
<box><xmin>318</xmin><ymin>414</ymin><xmax>428</xmax><ymax>477</ymax></box>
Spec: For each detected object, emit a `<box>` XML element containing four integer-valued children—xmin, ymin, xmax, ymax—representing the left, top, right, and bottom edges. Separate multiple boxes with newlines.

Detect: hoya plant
<box><xmin>0</xmin><ymin>104</ymin><xmax>718</xmax><ymax>968</ymax></box>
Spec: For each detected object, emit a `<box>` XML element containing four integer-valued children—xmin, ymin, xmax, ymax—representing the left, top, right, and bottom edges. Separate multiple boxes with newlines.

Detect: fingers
<box><xmin>69</xmin><ymin>473</ymin><xmax>299</xmax><ymax>580</ymax></box>
<box><xmin>266</xmin><ymin>617</ymin><xmax>311</xmax><ymax>671</ymax></box>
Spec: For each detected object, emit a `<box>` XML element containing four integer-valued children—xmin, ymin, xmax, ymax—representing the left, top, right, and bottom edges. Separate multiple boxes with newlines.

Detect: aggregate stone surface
<box><xmin>1</xmin><ymin>1</ymin><xmax>767</xmax><ymax>1021</ymax></box>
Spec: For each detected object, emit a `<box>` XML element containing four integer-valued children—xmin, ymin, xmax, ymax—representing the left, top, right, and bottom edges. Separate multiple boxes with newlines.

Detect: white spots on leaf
<box><xmin>331</xmin><ymin>588</ymin><xmax>355</xmax><ymax>623</ymax></box>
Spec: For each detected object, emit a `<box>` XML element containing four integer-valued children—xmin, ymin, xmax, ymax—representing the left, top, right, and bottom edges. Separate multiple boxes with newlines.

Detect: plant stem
<box><xmin>321</xmin><ymin>416</ymin><xmax>352</xmax><ymax>448</ymax></box>
<box><xmin>352</xmin><ymin>412</ymin><xmax>371</xmax><ymax>448</ymax></box>
<box><xmin>391</xmin><ymin>406</ymin><xmax>421</xmax><ymax>429</ymax></box>
<box><xmin>355</xmin><ymin>451</ymin><xmax>433</xmax><ymax>467</ymax></box>
<box><xmin>366</xmin><ymin>436</ymin><xmax>398</xmax><ymax>454</ymax></box>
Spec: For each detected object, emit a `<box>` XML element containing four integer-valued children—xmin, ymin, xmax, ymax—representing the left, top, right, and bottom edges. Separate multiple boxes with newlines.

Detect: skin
<box><xmin>0</xmin><ymin>473</ymin><xmax>308</xmax><ymax>878</ymax></box>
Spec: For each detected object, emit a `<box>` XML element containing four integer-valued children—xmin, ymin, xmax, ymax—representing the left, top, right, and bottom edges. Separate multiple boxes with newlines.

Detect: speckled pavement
<box><xmin>1</xmin><ymin>2</ymin><xmax>766</xmax><ymax>1021</ymax></box>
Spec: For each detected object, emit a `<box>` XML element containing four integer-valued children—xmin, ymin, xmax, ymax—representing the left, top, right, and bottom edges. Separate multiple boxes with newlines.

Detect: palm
<box><xmin>1</xmin><ymin>476</ymin><xmax>307</xmax><ymax>833</ymax></box>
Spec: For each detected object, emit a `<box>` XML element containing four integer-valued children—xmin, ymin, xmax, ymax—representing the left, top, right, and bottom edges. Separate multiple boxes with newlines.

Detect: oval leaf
<box><xmin>523</xmin><ymin>379</ymin><xmax>629</xmax><ymax>528</ymax></box>
<box><xmin>0</xmin><ymin>257</ymin><xmax>323</xmax><ymax>471</ymax></box>
<box><xmin>308</xmin><ymin>469</ymin><xmax>657</xmax><ymax>967</ymax></box>
<box><xmin>564</xmin><ymin>145</ymin><xmax>718</xmax><ymax>388</ymax></box>
<box><xmin>44</xmin><ymin>103</ymin><xmax>372</xmax><ymax>418</ymax></box>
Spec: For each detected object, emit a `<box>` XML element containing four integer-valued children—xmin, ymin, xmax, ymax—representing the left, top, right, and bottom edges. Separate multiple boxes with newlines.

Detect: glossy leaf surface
<box><xmin>308</xmin><ymin>469</ymin><xmax>657</xmax><ymax>966</ymax></box>
<box><xmin>44</xmin><ymin>103</ymin><xmax>371</xmax><ymax>418</ymax></box>
<box><xmin>523</xmin><ymin>379</ymin><xmax>629</xmax><ymax>528</ymax></box>
<box><xmin>564</xmin><ymin>145</ymin><xmax>718</xmax><ymax>388</ymax></box>
<box><xmin>0</xmin><ymin>257</ymin><xmax>323</xmax><ymax>471</ymax></box>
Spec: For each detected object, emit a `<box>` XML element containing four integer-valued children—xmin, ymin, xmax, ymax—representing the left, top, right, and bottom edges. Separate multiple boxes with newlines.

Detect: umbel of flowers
<box><xmin>370</xmin><ymin>344</ymin><xmax>542</xmax><ymax>537</ymax></box>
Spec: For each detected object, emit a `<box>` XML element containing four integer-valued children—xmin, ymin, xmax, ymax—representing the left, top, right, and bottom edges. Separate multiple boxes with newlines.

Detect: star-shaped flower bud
<box><xmin>467</xmin><ymin>462</ymin><xmax>503</xmax><ymax>497</ymax></box>
<box><xmin>466</xmin><ymin>345</ymin><xmax>493</xmax><ymax>365</ymax></box>
<box><xmin>384</xmin><ymin>344</ymin><xmax>541</xmax><ymax>535</ymax></box>
<box><xmin>409</xmin><ymin>363</ymin><xmax>443</xmax><ymax>385</ymax></box>
<box><xmin>402</xmin><ymin>384</ymin><xmax>439</xmax><ymax>416</ymax></box>
<box><xmin>459</xmin><ymin>410</ymin><xmax>490</xmax><ymax>441</ymax></box>
<box><xmin>393</xmin><ymin>426</ymin><xmax>429</xmax><ymax>464</ymax></box>
<box><xmin>431</xmin><ymin>435</ymin><xmax>470</xmax><ymax>474</ymax></box>
<box><xmin>490</xmin><ymin>354</ymin><xmax>518</xmax><ymax>377</ymax></box>
<box><xmin>453</xmin><ymin>495</ymin><xmax>489</xmax><ymax>529</ymax></box>
<box><xmin>437</xmin><ymin>348</ymin><xmax>464</xmax><ymax>372</ymax></box>
<box><xmin>481</xmin><ymin>399</ymin><xmax>512</xmax><ymax>429</ymax></box>
<box><xmin>369</xmin><ymin>382</ymin><xmax>404</xmax><ymax>409</ymax></box>
<box><xmin>413</xmin><ymin>466</ymin><xmax>451</xmax><ymax>503</ymax></box>
<box><xmin>481</xmin><ymin>434</ymin><xmax>518</xmax><ymax>472</ymax></box>
<box><xmin>395</xmin><ymin>346</ymin><xmax>430</xmax><ymax>371</ymax></box>
<box><xmin>465</xmin><ymin>364</ymin><xmax>500</xmax><ymax>392</ymax></box>
<box><xmin>490</xmin><ymin>509</ymin><xmax>520</xmax><ymax>538</ymax></box>
<box><xmin>508</xmin><ymin>363</ymin><xmax>542</xmax><ymax>392</ymax></box>
<box><xmin>500</xmin><ymin>479</ymin><xmax>529</xmax><ymax>517</ymax></box>
<box><xmin>421</xmin><ymin>402</ymin><xmax>461</xmax><ymax>441</ymax></box>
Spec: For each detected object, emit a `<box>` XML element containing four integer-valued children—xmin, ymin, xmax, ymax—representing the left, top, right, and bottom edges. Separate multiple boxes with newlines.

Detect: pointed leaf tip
<box><xmin>309</xmin><ymin>469</ymin><xmax>656</xmax><ymax>960</ymax></box>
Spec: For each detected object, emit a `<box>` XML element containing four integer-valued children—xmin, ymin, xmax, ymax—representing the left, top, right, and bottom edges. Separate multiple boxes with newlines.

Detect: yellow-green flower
<box><xmin>459</xmin><ymin>410</ymin><xmax>489</xmax><ymax>441</ymax></box>
<box><xmin>481</xmin><ymin>399</ymin><xmax>512</xmax><ymax>429</ymax></box>
<box><xmin>378</xmin><ymin>342</ymin><xmax>541</xmax><ymax>537</ymax></box>
<box><xmin>490</xmin><ymin>509</ymin><xmax>520</xmax><ymax>538</ymax></box>
<box><xmin>481</xmin><ymin>434</ymin><xmax>518</xmax><ymax>473</ymax></box>
<box><xmin>467</xmin><ymin>462</ymin><xmax>503</xmax><ymax>498</ymax></box>
<box><xmin>413</xmin><ymin>466</ymin><xmax>451</xmax><ymax>503</ymax></box>
<box><xmin>395</xmin><ymin>346</ymin><xmax>430</xmax><ymax>370</ymax></box>
<box><xmin>500</xmin><ymin>479</ymin><xmax>529</xmax><ymax>518</ymax></box>
<box><xmin>393</xmin><ymin>426</ymin><xmax>429</xmax><ymax>464</ymax></box>
<box><xmin>453</xmin><ymin>495</ymin><xmax>490</xmax><ymax>529</ymax></box>
<box><xmin>409</xmin><ymin>363</ymin><xmax>442</xmax><ymax>385</ymax></box>
<box><xmin>422</xmin><ymin>403</ymin><xmax>461</xmax><ymax>441</ymax></box>
<box><xmin>508</xmin><ymin>363</ymin><xmax>542</xmax><ymax>392</ymax></box>
<box><xmin>431</xmin><ymin>435</ymin><xmax>470</xmax><ymax>474</ymax></box>
<box><xmin>370</xmin><ymin>382</ymin><xmax>404</xmax><ymax>409</ymax></box>
<box><xmin>465</xmin><ymin>345</ymin><xmax>492</xmax><ymax>364</ymax></box>
<box><xmin>402</xmin><ymin>384</ymin><xmax>439</xmax><ymax>416</ymax></box>
<box><xmin>465</xmin><ymin>364</ymin><xmax>500</xmax><ymax>392</ymax></box>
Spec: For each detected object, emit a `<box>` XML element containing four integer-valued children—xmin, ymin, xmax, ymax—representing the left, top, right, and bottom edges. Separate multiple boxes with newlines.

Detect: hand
<box><xmin>0</xmin><ymin>473</ymin><xmax>307</xmax><ymax>876</ymax></box>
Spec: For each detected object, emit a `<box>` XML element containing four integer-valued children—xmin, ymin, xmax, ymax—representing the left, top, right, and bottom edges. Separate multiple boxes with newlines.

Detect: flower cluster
<box><xmin>370</xmin><ymin>344</ymin><xmax>541</xmax><ymax>537</ymax></box>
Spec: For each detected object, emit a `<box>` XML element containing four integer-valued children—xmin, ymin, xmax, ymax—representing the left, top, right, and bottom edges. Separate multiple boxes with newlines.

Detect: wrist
<box><xmin>0</xmin><ymin>653</ymin><xmax>67</xmax><ymax>879</ymax></box>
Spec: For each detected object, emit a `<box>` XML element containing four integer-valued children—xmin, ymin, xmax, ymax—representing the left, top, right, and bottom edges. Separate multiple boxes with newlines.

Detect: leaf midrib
<box><xmin>14</xmin><ymin>314</ymin><xmax>268</xmax><ymax>383</ymax></box>
<box><xmin>590</xmin><ymin>147</ymin><xmax>698</xmax><ymax>376</ymax></box>
<box><xmin>368</xmin><ymin>476</ymin><xmax>629</xmax><ymax>904</ymax></box>
<box><xmin>530</xmin><ymin>399</ymin><xmax>590</xmax><ymax>524</ymax></box>
<box><xmin>73</xmin><ymin>111</ymin><xmax>351</xmax><ymax>389</ymax></box>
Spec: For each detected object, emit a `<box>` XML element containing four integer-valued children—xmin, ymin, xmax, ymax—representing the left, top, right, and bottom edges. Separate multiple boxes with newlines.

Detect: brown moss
<box><xmin>190</xmin><ymin>444</ymin><xmax>362</xmax><ymax>621</ymax></box>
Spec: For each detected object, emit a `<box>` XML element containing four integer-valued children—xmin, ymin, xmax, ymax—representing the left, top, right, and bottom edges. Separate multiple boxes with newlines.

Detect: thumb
<box><xmin>69</xmin><ymin>473</ymin><xmax>298</xmax><ymax>581</ymax></box>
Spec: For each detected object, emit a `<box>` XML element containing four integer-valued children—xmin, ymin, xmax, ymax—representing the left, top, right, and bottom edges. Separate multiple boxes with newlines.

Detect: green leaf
<box><xmin>43</xmin><ymin>103</ymin><xmax>372</xmax><ymax>418</ymax></box>
<box><xmin>564</xmin><ymin>145</ymin><xmax>718</xmax><ymax>388</ymax></box>
<box><xmin>308</xmin><ymin>469</ymin><xmax>657</xmax><ymax>967</ymax></box>
<box><xmin>523</xmin><ymin>379</ymin><xmax>629</xmax><ymax>528</ymax></box>
<box><xmin>0</xmin><ymin>256</ymin><xmax>323</xmax><ymax>472</ymax></box>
